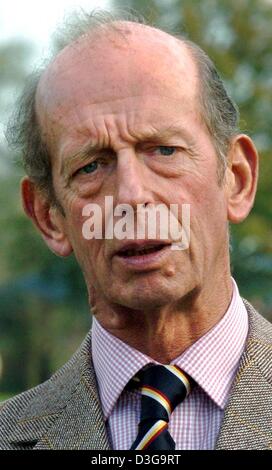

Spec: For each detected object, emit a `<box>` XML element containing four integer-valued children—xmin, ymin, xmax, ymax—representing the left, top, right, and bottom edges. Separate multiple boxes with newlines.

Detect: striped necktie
<box><xmin>130</xmin><ymin>364</ymin><xmax>192</xmax><ymax>450</ymax></box>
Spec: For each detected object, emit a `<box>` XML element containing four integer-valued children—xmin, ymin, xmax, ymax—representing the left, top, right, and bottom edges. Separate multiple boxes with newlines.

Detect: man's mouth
<box><xmin>118</xmin><ymin>243</ymin><xmax>167</xmax><ymax>258</ymax></box>
<box><xmin>112</xmin><ymin>240</ymin><xmax>172</xmax><ymax>270</ymax></box>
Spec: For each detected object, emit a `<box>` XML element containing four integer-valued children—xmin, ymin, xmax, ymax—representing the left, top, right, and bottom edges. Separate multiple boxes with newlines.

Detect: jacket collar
<box><xmin>8</xmin><ymin>299</ymin><xmax>272</xmax><ymax>449</ymax></box>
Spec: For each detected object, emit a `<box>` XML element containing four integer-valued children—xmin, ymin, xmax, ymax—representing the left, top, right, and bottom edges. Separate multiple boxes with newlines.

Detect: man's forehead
<box><xmin>37</xmin><ymin>22</ymin><xmax>197</xmax><ymax>103</ymax></box>
<box><xmin>35</xmin><ymin>21</ymin><xmax>200</xmax><ymax>150</ymax></box>
<box><xmin>45</xmin><ymin>21</ymin><xmax>192</xmax><ymax>72</ymax></box>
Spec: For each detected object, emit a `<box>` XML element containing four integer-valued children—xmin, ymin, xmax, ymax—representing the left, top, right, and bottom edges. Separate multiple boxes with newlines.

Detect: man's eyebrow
<box><xmin>60</xmin><ymin>124</ymin><xmax>193</xmax><ymax>179</ymax></box>
<box><xmin>61</xmin><ymin>142</ymin><xmax>102</xmax><ymax>179</ymax></box>
<box><xmin>140</xmin><ymin>125</ymin><xmax>193</xmax><ymax>143</ymax></box>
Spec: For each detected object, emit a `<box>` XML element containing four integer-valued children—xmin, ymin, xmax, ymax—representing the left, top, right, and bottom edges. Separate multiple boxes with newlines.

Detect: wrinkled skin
<box><xmin>22</xmin><ymin>23</ymin><xmax>258</xmax><ymax>362</ymax></box>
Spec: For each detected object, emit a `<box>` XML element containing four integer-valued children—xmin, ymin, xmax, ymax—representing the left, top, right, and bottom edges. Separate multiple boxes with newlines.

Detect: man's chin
<box><xmin>110</xmin><ymin>291</ymin><xmax>180</xmax><ymax>312</ymax></box>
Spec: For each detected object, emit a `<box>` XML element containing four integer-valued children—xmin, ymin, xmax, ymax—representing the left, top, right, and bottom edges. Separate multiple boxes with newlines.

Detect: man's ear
<box><xmin>21</xmin><ymin>176</ymin><xmax>73</xmax><ymax>257</ymax></box>
<box><xmin>226</xmin><ymin>134</ymin><xmax>259</xmax><ymax>224</ymax></box>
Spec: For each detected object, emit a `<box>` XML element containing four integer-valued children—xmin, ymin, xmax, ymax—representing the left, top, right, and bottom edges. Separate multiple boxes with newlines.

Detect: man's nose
<box><xmin>115</xmin><ymin>150</ymin><xmax>152</xmax><ymax>208</ymax></box>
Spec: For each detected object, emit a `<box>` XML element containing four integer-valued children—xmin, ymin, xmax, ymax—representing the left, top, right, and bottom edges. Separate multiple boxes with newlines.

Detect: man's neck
<box><xmin>92</xmin><ymin>276</ymin><xmax>233</xmax><ymax>363</ymax></box>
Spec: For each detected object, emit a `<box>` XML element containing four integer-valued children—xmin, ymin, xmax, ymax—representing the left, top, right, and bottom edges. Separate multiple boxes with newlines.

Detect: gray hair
<box><xmin>6</xmin><ymin>9</ymin><xmax>239</xmax><ymax>205</ymax></box>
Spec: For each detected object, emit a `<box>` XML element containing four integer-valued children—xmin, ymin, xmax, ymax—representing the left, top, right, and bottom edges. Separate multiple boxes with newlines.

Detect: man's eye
<box><xmin>157</xmin><ymin>146</ymin><xmax>176</xmax><ymax>156</ymax></box>
<box><xmin>78</xmin><ymin>161</ymin><xmax>98</xmax><ymax>174</ymax></box>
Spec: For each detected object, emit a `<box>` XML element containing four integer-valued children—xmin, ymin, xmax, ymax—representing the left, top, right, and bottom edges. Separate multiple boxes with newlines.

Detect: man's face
<box><xmin>37</xmin><ymin>26</ymin><xmax>230</xmax><ymax>313</ymax></box>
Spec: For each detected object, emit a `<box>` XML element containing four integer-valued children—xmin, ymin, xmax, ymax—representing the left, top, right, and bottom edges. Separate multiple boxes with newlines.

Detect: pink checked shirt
<box><xmin>92</xmin><ymin>278</ymin><xmax>248</xmax><ymax>450</ymax></box>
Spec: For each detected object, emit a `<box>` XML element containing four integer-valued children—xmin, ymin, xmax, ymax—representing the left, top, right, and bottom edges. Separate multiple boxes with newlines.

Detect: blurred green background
<box><xmin>0</xmin><ymin>0</ymin><xmax>271</xmax><ymax>401</ymax></box>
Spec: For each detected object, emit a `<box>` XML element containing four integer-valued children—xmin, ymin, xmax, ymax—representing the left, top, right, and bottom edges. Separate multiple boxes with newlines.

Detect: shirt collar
<box><xmin>92</xmin><ymin>319</ymin><xmax>155</xmax><ymax>420</ymax></box>
<box><xmin>92</xmin><ymin>277</ymin><xmax>248</xmax><ymax>418</ymax></box>
<box><xmin>171</xmin><ymin>278</ymin><xmax>248</xmax><ymax>409</ymax></box>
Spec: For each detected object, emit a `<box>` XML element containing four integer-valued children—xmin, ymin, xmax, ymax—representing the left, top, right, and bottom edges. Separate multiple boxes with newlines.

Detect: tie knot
<box><xmin>138</xmin><ymin>364</ymin><xmax>192</xmax><ymax>422</ymax></box>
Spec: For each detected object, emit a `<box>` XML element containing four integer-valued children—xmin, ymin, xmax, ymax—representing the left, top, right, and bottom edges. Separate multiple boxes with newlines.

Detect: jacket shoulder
<box><xmin>243</xmin><ymin>298</ymin><xmax>272</xmax><ymax>384</ymax></box>
<box><xmin>0</xmin><ymin>330</ymin><xmax>92</xmax><ymax>450</ymax></box>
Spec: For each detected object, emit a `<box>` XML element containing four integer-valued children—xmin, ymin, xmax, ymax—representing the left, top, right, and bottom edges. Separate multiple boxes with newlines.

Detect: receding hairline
<box><xmin>38</xmin><ymin>19</ymin><xmax>196</xmax><ymax>85</ymax></box>
<box><xmin>36</xmin><ymin>19</ymin><xmax>201</xmax><ymax>132</ymax></box>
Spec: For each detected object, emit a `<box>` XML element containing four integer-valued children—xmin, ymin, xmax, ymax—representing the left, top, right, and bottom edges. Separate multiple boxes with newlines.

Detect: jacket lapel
<box><xmin>216</xmin><ymin>300</ymin><xmax>272</xmax><ymax>449</ymax></box>
<box><xmin>33</xmin><ymin>371</ymin><xmax>110</xmax><ymax>450</ymax></box>
<box><xmin>9</xmin><ymin>331</ymin><xmax>111</xmax><ymax>450</ymax></box>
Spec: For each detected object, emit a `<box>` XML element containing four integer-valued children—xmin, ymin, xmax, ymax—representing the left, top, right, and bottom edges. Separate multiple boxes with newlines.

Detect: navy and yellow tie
<box><xmin>130</xmin><ymin>364</ymin><xmax>192</xmax><ymax>450</ymax></box>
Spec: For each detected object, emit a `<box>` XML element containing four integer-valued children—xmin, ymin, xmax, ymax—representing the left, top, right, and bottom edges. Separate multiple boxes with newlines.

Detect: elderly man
<box><xmin>1</xmin><ymin>12</ymin><xmax>271</xmax><ymax>450</ymax></box>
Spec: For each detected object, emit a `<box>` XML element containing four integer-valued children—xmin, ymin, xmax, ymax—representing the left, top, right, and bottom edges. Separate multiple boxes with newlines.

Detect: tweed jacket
<box><xmin>0</xmin><ymin>299</ymin><xmax>272</xmax><ymax>450</ymax></box>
